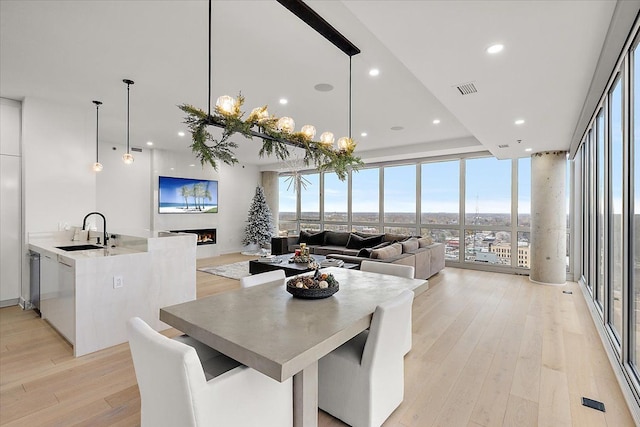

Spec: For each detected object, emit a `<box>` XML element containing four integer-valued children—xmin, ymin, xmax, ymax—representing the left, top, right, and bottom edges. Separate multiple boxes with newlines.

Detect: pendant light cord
<box><xmin>96</xmin><ymin>102</ymin><xmax>100</xmax><ymax>160</ymax></box>
<box><xmin>208</xmin><ymin>0</ymin><xmax>212</xmax><ymax>117</ymax></box>
<box><xmin>348</xmin><ymin>55</ymin><xmax>352</xmax><ymax>140</ymax></box>
<box><xmin>126</xmin><ymin>83</ymin><xmax>130</xmax><ymax>153</ymax></box>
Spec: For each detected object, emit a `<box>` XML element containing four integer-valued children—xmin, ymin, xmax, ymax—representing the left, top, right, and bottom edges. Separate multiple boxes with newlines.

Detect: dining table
<box><xmin>159</xmin><ymin>266</ymin><xmax>429</xmax><ymax>427</ymax></box>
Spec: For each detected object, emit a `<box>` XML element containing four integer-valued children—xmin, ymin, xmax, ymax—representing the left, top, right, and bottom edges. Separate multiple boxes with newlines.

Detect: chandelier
<box><xmin>179</xmin><ymin>0</ymin><xmax>362</xmax><ymax>181</ymax></box>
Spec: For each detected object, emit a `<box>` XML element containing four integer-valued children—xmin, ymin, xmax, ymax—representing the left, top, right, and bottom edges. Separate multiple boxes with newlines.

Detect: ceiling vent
<box><xmin>455</xmin><ymin>82</ymin><xmax>478</xmax><ymax>95</ymax></box>
<box><xmin>132</xmin><ymin>147</ymin><xmax>143</xmax><ymax>153</ymax></box>
<box><xmin>498</xmin><ymin>144</ymin><xmax>509</xmax><ymax>149</ymax></box>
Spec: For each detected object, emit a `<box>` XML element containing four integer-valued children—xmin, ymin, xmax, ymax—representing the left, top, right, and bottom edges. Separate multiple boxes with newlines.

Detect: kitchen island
<box><xmin>29</xmin><ymin>230</ymin><xmax>196</xmax><ymax>357</ymax></box>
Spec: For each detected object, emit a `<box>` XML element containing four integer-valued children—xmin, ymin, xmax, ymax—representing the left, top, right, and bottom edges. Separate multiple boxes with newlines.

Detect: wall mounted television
<box><xmin>158</xmin><ymin>176</ymin><xmax>218</xmax><ymax>214</ymax></box>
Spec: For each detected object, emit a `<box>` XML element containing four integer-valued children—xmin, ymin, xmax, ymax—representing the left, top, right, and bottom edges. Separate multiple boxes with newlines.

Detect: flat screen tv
<box><xmin>158</xmin><ymin>176</ymin><xmax>218</xmax><ymax>214</ymax></box>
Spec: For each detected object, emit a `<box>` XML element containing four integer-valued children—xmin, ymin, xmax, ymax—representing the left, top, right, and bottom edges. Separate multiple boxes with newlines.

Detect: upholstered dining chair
<box><xmin>359</xmin><ymin>260</ymin><xmax>415</xmax><ymax>355</ymax></box>
<box><xmin>359</xmin><ymin>260</ymin><xmax>415</xmax><ymax>279</ymax></box>
<box><xmin>240</xmin><ymin>269</ymin><xmax>286</xmax><ymax>288</ymax></box>
<box><xmin>127</xmin><ymin>317</ymin><xmax>292</xmax><ymax>427</ymax></box>
<box><xmin>318</xmin><ymin>290</ymin><xmax>415</xmax><ymax>427</ymax></box>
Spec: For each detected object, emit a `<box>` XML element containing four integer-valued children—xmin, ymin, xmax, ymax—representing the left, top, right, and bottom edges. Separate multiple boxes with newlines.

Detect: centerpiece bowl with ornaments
<box><xmin>286</xmin><ymin>269</ymin><xmax>339</xmax><ymax>299</ymax></box>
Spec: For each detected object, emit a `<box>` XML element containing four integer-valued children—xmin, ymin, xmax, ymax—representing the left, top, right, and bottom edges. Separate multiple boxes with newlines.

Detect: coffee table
<box><xmin>249</xmin><ymin>253</ymin><xmax>357</xmax><ymax>277</ymax></box>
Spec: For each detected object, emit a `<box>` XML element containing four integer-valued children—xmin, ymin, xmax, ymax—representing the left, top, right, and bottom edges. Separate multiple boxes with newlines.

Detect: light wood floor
<box><xmin>0</xmin><ymin>253</ymin><xmax>635</xmax><ymax>426</ymax></box>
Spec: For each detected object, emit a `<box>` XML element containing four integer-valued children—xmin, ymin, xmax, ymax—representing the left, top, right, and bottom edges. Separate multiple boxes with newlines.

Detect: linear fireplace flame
<box><xmin>171</xmin><ymin>229</ymin><xmax>216</xmax><ymax>246</ymax></box>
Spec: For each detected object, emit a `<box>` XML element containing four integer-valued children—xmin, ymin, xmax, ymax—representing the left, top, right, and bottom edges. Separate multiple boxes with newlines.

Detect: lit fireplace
<box><xmin>171</xmin><ymin>229</ymin><xmax>217</xmax><ymax>246</ymax></box>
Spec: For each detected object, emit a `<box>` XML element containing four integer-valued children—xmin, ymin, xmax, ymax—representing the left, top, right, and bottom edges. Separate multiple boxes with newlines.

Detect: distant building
<box><xmin>490</xmin><ymin>242</ymin><xmax>530</xmax><ymax>268</ymax></box>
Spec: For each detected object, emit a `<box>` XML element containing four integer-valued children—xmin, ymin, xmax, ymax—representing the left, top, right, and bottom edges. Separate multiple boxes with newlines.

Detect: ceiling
<box><xmin>0</xmin><ymin>0</ymin><xmax>617</xmax><ymax>168</ymax></box>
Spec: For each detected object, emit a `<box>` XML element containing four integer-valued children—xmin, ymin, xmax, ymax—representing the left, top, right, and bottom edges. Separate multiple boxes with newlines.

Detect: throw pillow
<box><xmin>346</xmin><ymin>233</ymin><xmax>383</xmax><ymax>250</ymax></box>
<box><xmin>371</xmin><ymin>241</ymin><xmax>391</xmax><ymax>250</ymax></box>
<box><xmin>418</xmin><ymin>236</ymin><xmax>434</xmax><ymax>248</ymax></box>
<box><xmin>357</xmin><ymin>248</ymin><xmax>372</xmax><ymax>258</ymax></box>
<box><xmin>371</xmin><ymin>242</ymin><xmax>402</xmax><ymax>259</ymax></box>
<box><xmin>401</xmin><ymin>237</ymin><xmax>419</xmax><ymax>252</ymax></box>
<box><xmin>298</xmin><ymin>230</ymin><xmax>325</xmax><ymax>245</ymax></box>
<box><xmin>324</xmin><ymin>230</ymin><xmax>350</xmax><ymax>246</ymax></box>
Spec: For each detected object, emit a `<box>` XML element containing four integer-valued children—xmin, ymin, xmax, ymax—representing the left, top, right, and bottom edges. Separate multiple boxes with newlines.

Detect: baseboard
<box><xmin>0</xmin><ymin>298</ymin><xmax>19</xmax><ymax>308</ymax></box>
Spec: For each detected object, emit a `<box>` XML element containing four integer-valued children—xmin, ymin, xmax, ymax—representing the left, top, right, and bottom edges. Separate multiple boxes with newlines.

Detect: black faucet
<box><xmin>82</xmin><ymin>212</ymin><xmax>108</xmax><ymax>246</ymax></box>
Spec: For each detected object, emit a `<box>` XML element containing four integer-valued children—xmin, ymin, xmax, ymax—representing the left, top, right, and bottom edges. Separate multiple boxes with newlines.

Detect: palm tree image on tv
<box><xmin>159</xmin><ymin>176</ymin><xmax>218</xmax><ymax>214</ymax></box>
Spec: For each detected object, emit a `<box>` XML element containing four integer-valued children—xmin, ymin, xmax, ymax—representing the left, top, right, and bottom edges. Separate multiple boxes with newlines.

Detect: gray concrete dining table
<box><xmin>159</xmin><ymin>266</ymin><xmax>429</xmax><ymax>427</ymax></box>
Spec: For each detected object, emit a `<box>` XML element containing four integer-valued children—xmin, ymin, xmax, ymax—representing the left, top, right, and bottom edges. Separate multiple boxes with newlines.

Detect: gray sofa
<box><xmin>286</xmin><ymin>230</ymin><xmax>445</xmax><ymax>280</ymax></box>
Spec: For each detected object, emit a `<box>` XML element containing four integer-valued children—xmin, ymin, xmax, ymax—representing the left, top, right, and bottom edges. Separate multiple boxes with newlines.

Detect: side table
<box><xmin>271</xmin><ymin>236</ymin><xmax>290</xmax><ymax>255</ymax></box>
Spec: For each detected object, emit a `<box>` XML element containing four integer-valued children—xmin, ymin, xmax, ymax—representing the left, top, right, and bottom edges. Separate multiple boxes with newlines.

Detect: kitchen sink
<box><xmin>56</xmin><ymin>244</ymin><xmax>104</xmax><ymax>252</ymax></box>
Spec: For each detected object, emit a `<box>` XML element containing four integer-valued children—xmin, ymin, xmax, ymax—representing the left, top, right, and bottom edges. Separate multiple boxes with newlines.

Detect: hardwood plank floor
<box><xmin>0</xmin><ymin>254</ymin><xmax>635</xmax><ymax>426</ymax></box>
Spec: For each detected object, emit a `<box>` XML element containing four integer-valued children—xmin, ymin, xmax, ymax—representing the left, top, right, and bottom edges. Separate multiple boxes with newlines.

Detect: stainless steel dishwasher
<box><xmin>29</xmin><ymin>250</ymin><xmax>41</xmax><ymax>316</ymax></box>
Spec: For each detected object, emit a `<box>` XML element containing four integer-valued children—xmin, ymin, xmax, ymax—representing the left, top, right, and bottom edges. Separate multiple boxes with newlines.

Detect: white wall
<box><xmin>151</xmin><ymin>149</ymin><xmax>260</xmax><ymax>256</ymax></box>
<box><xmin>96</xmin><ymin>143</ymin><xmax>151</xmax><ymax>234</ymax></box>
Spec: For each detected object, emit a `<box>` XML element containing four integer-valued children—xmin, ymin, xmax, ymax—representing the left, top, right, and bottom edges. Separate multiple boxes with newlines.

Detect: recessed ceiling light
<box><xmin>178</xmin><ymin>131</ymin><xmax>185</xmax><ymax>137</ymax></box>
<box><xmin>314</xmin><ymin>83</ymin><xmax>334</xmax><ymax>92</ymax></box>
<box><xmin>369</xmin><ymin>68</ymin><xmax>380</xmax><ymax>77</ymax></box>
<box><xmin>515</xmin><ymin>119</ymin><xmax>525</xmax><ymax>125</ymax></box>
<box><xmin>525</xmin><ymin>148</ymin><xmax>532</xmax><ymax>152</ymax></box>
<box><xmin>487</xmin><ymin>44</ymin><xmax>504</xmax><ymax>54</ymax></box>
<box><xmin>432</xmin><ymin>119</ymin><xmax>441</xmax><ymax>124</ymax></box>
<box><xmin>360</xmin><ymin>132</ymin><xmax>367</xmax><ymax>137</ymax></box>
<box><xmin>279</xmin><ymin>98</ymin><xmax>288</xmax><ymax>105</ymax></box>
<box><xmin>189</xmin><ymin>164</ymin><xmax>195</xmax><ymax>167</ymax></box>
<box><xmin>390</xmin><ymin>126</ymin><xmax>404</xmax><ymax>131</ymax></box>
<box><xmin>170</xmin><ymin>167</ymin><xmax>175</xmax><ymax>171</ymax></box>
<box><xmin>146</xmin><ymin>141</ymin><xmax>153</xmax><ymax>146</ymax></box>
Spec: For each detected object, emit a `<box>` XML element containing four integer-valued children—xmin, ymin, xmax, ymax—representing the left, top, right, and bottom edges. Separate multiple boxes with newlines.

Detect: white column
<box><xmin>261</xmin><ymin>171</ymin><xmax>279</xmax><ymax>234</ymax></box>
<box><xmin>530</xmin><ymin>151</ymin><xmax>566</xmax><ymax>285</ymax></box>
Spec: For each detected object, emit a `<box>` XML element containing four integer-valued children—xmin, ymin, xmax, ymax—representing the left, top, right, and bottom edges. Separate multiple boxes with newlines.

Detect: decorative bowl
<box><xmin>286</xmin><ymin>273</ymin><xmax>339</xmax><ymax>299</ymax></box>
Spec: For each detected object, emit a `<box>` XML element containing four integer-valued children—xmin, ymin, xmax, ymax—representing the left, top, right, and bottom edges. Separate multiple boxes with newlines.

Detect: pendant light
<box><xmin>92</xmin><ymin>100</ymin><xmax>103</xmax><ymax>172</ymax></box>
<box><xmin>122</xmin><ymin>79</ymin><xmax>135</xmax><ymax>164</ymax></box>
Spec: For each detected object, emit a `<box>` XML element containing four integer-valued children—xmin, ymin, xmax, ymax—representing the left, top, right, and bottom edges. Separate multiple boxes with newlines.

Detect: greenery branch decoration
<box><xmin>179</xmin><ymin>93</ymin><xmax>363</xmax><ymax>180</ymax></box>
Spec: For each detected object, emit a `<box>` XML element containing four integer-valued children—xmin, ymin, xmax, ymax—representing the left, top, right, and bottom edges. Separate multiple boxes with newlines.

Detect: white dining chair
<box><xmin>127</xmin><ymin>317</ymin><xmax>292</xmax><ymax>427</ymax></box>
<box><xmin>240</xmin><ymin>269</ymin><xmax>286</xmax><ymax>288</ymax></box>
<box><xmin>359</xmin><ymin>260</ymin><xmax>415</xmax><ymax>355</ymax></box>
<box><xmin>318</xmin><ymin>290</ymin><xmax>414</xmax><ymax>427</ymax></box>
<box><xmin>360</xmin><ymin>260</ymin><xmax>415</xmax><ymax>279</ymax></box>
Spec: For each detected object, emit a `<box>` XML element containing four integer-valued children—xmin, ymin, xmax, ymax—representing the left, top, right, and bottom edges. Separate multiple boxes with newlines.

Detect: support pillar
<box><xmin>261</xmin><ymin>171</ymin><xmax>279</xmax><ymax>235</ymax></box>
<box><xmin>530</xmin><ymin>151</ymin><xmax>566</xmax><ymax>285</ymax></box>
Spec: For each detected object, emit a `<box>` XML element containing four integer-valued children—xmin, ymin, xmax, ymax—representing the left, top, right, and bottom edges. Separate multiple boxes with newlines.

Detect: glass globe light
<box><xmin>338</xmin><ymin>137</ymin><xmax>350</xmax><ymax>150</ymax></box>
<box><xmin>92</xmin><ymin>162</ymin><xmax>103</xmax><ymax>172</ymax></box>
<box><xmin>320</xmin><ymin>132</ymin><xmax>334</xmax><ymax>145</ymax></box>
<box><xmin>277</xmin><ymin>117</ymin><xmax>295</xmax><ymax>133</ymax></box>
<box><xmin>301</xmin><ymin>125</ymin><xmax>316</xmax><ymax>140</ymax></box>
<box><xmin>215</xmin><ymin>95</ymin><xmax>236</xmax><ymax>115</ymax></box>
<box><xmin>122</xmin><ymin>153</ymin><xmax>135</xmax><ymax>164</ymax></box>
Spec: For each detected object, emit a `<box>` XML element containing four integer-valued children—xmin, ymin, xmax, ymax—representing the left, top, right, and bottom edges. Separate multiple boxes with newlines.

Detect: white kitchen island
<box><xmin>29</xmin><ymin>230</ymin><xmax>196</xmax><ymax>357</ymax></box>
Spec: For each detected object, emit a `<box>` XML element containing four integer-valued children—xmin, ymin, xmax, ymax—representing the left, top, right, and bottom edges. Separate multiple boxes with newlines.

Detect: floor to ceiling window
<box><xmin>610</xmin><ymin>75</ymin><xmax>624</xmax><ymax>343</ymax></box>
<box><xmin>421</xmin><ymin>160</ymin><xmax>460</xmax><ymax>261</ymax></box>
<box><xmin>279</xmin><ymin>154</ymin><xmax>533</xmax><ymax>273</ymax></box>
<box><xmin>576</xmin><ymin>21</ymin><xmax>640</xmax><ymax>408</ymax></box>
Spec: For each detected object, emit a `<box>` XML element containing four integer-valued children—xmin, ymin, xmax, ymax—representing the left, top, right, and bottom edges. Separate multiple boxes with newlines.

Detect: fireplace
<box><xmin>171</xmin><ymin>228</ymin><xmax>217</xmax><ymax>246</ymax></box>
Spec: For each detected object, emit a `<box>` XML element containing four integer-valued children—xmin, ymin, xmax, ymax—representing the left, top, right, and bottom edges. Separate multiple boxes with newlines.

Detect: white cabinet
<box><xmin>40</xmin><ymin>252</ymin><xmax>75</xmax><ymax>344</ymax></box>
<box><xmin>0</xmin><ymin>98</ymin><xmax>22</xmax><ymax>305</ymax></box>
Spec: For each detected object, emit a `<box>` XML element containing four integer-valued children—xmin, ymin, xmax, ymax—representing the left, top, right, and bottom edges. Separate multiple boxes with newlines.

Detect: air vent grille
<box><xmin>132</xmin><ymin>147</ymin><xmax>143</xmax><ymax>152</ymax></box>
<box><xmin>456</xmin><ymin>82</ymin><xmax>478</xmax><ymax>95</ymax></box>
<box><xmin>498</xmin><ymin>144</ymin><xmax>509</xmax><ymax>149</ymax></box>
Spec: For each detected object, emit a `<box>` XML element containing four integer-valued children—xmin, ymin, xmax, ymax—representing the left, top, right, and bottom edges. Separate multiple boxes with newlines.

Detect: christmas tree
<box><xmin>243</xmin><ymin>186</ymin><xmax>274</xmax><ymax>246</ymax></box>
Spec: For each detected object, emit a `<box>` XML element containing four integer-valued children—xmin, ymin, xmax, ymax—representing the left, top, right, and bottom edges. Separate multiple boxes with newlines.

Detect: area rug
<box><xmin>198</xmin><ymin>261</ymin><xmax>250</xmax><ymax>280</ymax></box>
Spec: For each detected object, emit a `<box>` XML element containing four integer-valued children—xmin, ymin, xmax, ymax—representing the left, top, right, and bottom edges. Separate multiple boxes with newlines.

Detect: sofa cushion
<box><xmin>346</xmin><ymin>233</ymin><xmax>383</xmax><ymax>250</ymax></box>
<box><xmin>299</xmin><ymin>230</ymin><xmax>325</xmax><ymax>245</ymax></box>
<box><xmin>371</xmin><ymin>242</ymin><xmax>403</xmax><ymax>259</ymax></box>
<box><xmin>324</xmin><ymin>231</ymin><xmax>350</xmax><ymax>246</ymax></box>
<box><xmin>418</xmin><ymin>236</ymin><xmax>434</xmax><ymax>247</ymax></box>
<box><xmin>401</xmin><ymin>237</ymin><xmax>419</xmax><ymax>253</ymax></box>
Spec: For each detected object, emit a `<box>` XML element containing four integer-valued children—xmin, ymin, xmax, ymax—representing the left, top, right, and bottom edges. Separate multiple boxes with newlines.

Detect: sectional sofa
<box><xmin>284</xmin><ymin>230</ymin><xmax>445</xmax><ymax>280</ymax></box>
